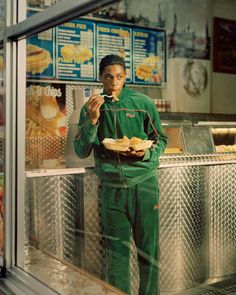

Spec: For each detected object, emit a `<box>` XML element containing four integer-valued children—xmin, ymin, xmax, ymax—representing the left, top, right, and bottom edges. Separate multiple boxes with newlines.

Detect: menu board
<box><xmin>25</xmin><ymin>16</ymin><xmax>166</xmax><ymax>85</ymax></box>
<box><xmin>26</xmin><ymin>28</ymin><xmax>55</xmax><ymax>79</ymax></box>
<box><xmin>133</xmin><ymin>28</ymin><xmax>165</xmax><ymax>85</ymax></box>
<box><xmin>56</xmin><ymin>19</ymin><xmax>95</xmax><ymax>81</ymax></box>
<box><xmin>97</xmin><ymin>23</ymin><xmax>132</xmax><ymax>83</ymax></box>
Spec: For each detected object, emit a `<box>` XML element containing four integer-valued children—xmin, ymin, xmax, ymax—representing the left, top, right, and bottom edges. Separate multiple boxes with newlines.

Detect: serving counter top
<box><xmin>25</xmin><ymin>152</ymin><xmax>236</xmax><ymax>177</ymax></box>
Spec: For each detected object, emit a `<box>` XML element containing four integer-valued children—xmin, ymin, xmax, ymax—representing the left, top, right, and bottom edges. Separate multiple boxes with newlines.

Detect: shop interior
<box><xmin>0</xmin><ymin>0</ymin><xmax>236</xmax><ymax>294</ymax></box>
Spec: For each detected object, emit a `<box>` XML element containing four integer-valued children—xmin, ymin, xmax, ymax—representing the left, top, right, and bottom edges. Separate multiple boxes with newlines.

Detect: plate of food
<box><xmin>102</xmin><ymin>136</ymin><xmax>153</xmax><ymax>152</ymax></box>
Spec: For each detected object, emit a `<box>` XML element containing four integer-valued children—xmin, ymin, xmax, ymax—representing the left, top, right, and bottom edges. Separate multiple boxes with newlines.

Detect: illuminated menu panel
<box><xmin>97</xmin><ymin>23</ymin><xmax>132</xmax><ymax>82</ymax></box>
<box><xmin>56</xmin><ymin>19</ymin><xmax>95</xmax><ymax>81</ymax></box>
<box><xmin>133</xmin><ymin>28</ymin><xmax>165</xmax><ymax>85</ymax></box>
<box><xmin>26</xmin><ymin>27</ymin><xmax>55</xmax><ymax>79</ymax></box>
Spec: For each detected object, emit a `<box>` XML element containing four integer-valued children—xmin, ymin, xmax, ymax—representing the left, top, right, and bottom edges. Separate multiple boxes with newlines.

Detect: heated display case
<box><xmin>209</xmin><ymin>124</ymin><xmax>236</xmax><ymax>153</ymax></box>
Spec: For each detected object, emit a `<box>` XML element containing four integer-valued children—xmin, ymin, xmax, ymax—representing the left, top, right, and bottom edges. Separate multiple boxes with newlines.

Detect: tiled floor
<box><xmin>0</xmin><ymin>283</ymin><xmax>15</xmax><ymax>295</ymax></box>
<box><xmin>0</xmin><ymin>246</ymin><xmax>235</xmax><ymax>295</ymax></box>
<box><xmin>22</xmin><ymin>246</ymin><xmax>125</xmax><ymax>295</ymax></box>
<box><xmin>162</xmin><ymin>276</ymin><xmax>236</xmax><ymax>295</ymax></box>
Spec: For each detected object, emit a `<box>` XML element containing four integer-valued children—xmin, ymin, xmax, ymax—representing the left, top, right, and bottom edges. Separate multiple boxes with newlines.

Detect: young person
<box><xmin>74</xmin><ymin>54</ymin><xmax>167</xmax><ymax>295</ymax></box>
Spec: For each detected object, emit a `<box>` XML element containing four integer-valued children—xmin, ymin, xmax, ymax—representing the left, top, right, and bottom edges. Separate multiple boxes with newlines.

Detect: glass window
<box><xmin>0</xmin><ymin>48</ymin><xmax>4</xmax><ymax>266</ymax></box>
<box><xmin>4</xmin><ymin>0</ymin><xmax>235</xmax><ymax>294</ymax></box>
<box><xmin>0</xmin><ymin>0</ymin><xmax>4</xmax><ymax>269</ymax></box>
<box><xmin>27</xmin><ymin>0</ymin><xmax>61</xmax><ymax>16</ymax></box>
<box><xmin>0</xmin><ymin>0</ymin><xmax>4</xmax><ymax>35</ymax></box>
<box><xmin>21</xmin><ymin>2</ymin><xmax>145</xmax><ymax>294</ymax></box>
<box><xmin>16</xmin><ymin>0</ymin><xmax>169</xmax><ymax>293</ymax></box>
<box><xmin>8</xmin><ymin>0</ymin><xmax>167</xmax><ymax>294</ymax></box>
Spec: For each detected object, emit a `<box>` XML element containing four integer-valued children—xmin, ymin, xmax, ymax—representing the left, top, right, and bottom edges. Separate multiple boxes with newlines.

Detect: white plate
<box><xmin>102</xmin><ymin>138</ymin><xmax>153</xmax><ymax>152</ymax></box>
<box><xmin>102</xmin><ymin>138</ymin><xmax>130</xmax><ymax>152</ymax></box>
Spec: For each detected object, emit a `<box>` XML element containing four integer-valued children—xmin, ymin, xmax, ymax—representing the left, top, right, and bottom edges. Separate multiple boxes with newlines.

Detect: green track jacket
<box><xmin>74</xmin><ymin>86</ymin><xmax>168</xmax><ymax>188</ymax></box>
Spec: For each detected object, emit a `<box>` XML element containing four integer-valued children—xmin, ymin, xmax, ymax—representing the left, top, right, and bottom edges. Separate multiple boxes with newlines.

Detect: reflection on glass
<box><xmin>0</xmin><ymin>0</ymin><xmax>4</xmax><ymax>36</ymax></box>
<box><xmin>27</xmin><ymin>0</ymin><xmax>61</xmax><ymax>14</ymax></box>
<box><xmin>0</xmin><ymin>46</ymin><xmax>4</xmax><ymax>263</ymax></box>
<box><xmin>23</xmin><ymin>2</ymin><xmax>167</xmax><ymax>295</ymax></box>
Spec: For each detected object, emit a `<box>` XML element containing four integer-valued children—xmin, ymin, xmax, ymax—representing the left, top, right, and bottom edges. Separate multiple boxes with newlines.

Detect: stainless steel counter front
<box><xmin>25</xmin><ymin>155</ymin><xmax>236</xmax><ymax>293</ymax></box>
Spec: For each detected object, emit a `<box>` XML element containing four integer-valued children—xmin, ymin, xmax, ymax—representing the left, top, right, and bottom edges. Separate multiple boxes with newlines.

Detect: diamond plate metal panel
<box><xmin>25</xmin><ymin>161</ymin><xmax>236</xmax><ymax>294</ymax></box>
<box><xmin>25</xmin><ymin>174</ymin><xmax>81</xmax><ymax>265</ymax></box>
<box><xmin>130</xmin><ymin>232</ymin><xmax>139</xmax><ymax>295</ymax></box>
<box><xmin>207</xmin><ymin>164</ymin><xmax>236</xmax><ymax>278</ymax></box>
<box><xmin>160</xmin><ymin>153</ymin><xmax>236</xmax><ymax>166</ymax></box>
<box><xmin>82</xmin><ymin>170</ymin><xmax>140</xmax><ymax>295</ymax></box>
<box><xmin>83</xmin><ymin>169</ymin><xmax>107</xmax><ymax>279</ymax></box>
<box><xmin>158</xmin><ymin>166</ymin><xmax>207</xmax><ymax>291</ymax></box>
<box><xmin>81</xmin><ymin>166</ymin><xmax>207</xmax><ymax>292</ymax></box>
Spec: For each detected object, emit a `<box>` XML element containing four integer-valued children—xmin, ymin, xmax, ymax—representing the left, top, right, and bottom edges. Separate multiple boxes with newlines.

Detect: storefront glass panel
<box><xmin>16</xmin><ymin>0</ymin><xmax>171</xmax><ymax>293</ymax></box>
<box><xmin>27</xmin><ymin>0</ymin><xmax>61</xmax><ymax>16</ymax></box>
<box><xmin>21</xmin><ymin>2</ymin><xmax>138</xmax><ymax>294</ymax></box>
<box><xmin>0</xmin><ymin>0</ymin><xmax>5</xmax><ymax>268</ymax></box>
<box><xmin>0</xmin><ymin>48</ymin><xmax>4</xmax><ymax>266</ymax></box>
<box><xmin>2</xmin><ymin>0</ymin><xmax>235</xmax><ymax>294</ymax></box>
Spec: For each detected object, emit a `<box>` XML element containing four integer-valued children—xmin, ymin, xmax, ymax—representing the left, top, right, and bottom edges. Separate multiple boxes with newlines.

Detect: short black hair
<box><xmin>99</xmin><ymin>54</ymin><xmax>126</xmax><ymax>74</ymax></box>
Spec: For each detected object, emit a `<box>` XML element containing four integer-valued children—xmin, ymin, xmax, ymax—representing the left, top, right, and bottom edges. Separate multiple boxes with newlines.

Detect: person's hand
<box><xmin>87</xmin><ymin>94</ymin><xmax>105</xmax><ymax>125</ymax></box>
<box><xmin>120</xmin><ymin>149</ymin><xmax>145</xmax><ymax>158</ymax></box>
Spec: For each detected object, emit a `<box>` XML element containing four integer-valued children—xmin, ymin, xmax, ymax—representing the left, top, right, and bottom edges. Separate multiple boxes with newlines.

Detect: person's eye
<box><xmin>105</xmin><ymin>76</ymin><xmax>112</xmax><ymax>80</ymax></box>
<box><xmin>117</xmin><ymin>75</ymin><xmax>123</xmax><ymax>80</ymax></box>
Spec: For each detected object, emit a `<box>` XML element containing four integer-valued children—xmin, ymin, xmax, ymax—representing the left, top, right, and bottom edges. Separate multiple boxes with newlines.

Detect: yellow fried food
<box><xmin>144</xmin><ymin>56</ymin><xmax>160</xmax><ymax>68</ymax></box>
<box><xmin>61</xmin><ymin>45</ymin><xmax>92</xmax><ymax>63</ymax></box>
<box><xmin>115</xmin><ymin>136</ymin><xmax>130</xmax><ymax>145</ymax></box>
<box><xmin>136</xmin><ymin>64</ymin><xmax>153</xmax><ymax>81</ymax></box>
<box><xmin>115</xmin><ymin>136</ymin><xmax>144</xmax><ymax>145</ymax></box>
<box><xmin>130</xmin><ymin>137</ymin><xmax>143</xmax><ymax>144</ymax></box>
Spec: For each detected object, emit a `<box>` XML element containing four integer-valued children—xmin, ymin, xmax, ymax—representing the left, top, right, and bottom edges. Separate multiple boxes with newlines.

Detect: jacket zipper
<box><xmin>112</xmin><ymin>102</ymin><xmax>127</xmax><ymax>187</ymax></box>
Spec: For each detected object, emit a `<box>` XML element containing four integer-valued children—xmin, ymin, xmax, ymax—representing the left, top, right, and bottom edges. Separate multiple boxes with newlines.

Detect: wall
<box><xmin>212</xmin><ymin>0</ymin><xmax>236</xmax><ymax>114</ymax></box>
<box><xmin>127</xmin><ymin>0</ymin><xmax>236</xmax><ymax>114</ymax></box>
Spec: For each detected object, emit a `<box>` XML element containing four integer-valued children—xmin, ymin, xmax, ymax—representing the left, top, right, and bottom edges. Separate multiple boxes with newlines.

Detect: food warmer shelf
<box><xmin>160</xmin><ymin>113</ymin><xmax>236</xmax><ymax>165</ymax></box>
<box><xmin>196</xmin><ymin>121</ymin><xmax>236</xmax><ymax>153</ymax></box>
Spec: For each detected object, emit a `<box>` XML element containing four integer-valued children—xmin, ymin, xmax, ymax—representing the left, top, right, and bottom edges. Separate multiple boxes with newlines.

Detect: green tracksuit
<box><xmin>74</xmin><ymin>86</ymin><xmax>167</xmax><ymax>294</ymax></box>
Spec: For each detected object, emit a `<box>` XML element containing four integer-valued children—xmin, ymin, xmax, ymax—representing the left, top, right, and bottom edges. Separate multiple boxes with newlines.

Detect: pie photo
<box><xmin>27</xmin><ymin>44</ymin><xmax>52</xmax><ymax>75</ymax></box>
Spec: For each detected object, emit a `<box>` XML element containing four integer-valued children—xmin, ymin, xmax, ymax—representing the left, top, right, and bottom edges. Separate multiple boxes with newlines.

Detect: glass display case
<box><xmin>163</xmin><ymin>126</ymin><xmax>183</xmax><ymax>154</ymax></box>
<box><xmin>195</xmin><ymin>121</ymin><xmax>236</xmax><ymax>153</ymax></box>
<box><xmin>210</xmin><ymin>125</ymin><xmax>236</xmax><ymax>153</ymax></box>
<box><xmin>160</xmin><ymin>113</ymin><xmax>236</xmax><ymax>156</ymax></box>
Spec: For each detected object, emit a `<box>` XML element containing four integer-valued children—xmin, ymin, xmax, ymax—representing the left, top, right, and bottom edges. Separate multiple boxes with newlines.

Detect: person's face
<box><xmin>100</xmin><ymin>64</ymin><xmax>127</xmax><ymax>95</ymax></box>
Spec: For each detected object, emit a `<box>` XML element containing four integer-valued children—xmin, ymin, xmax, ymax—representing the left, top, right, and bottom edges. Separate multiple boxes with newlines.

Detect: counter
<box><xmin>25</xmin><ymin>113</ymin><xmax>236</xmax><ymax>293</ymax></box>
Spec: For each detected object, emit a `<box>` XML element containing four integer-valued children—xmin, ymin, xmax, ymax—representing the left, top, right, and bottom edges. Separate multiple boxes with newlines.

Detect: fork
<box><xmin>101</xmin><ymin>94</ymin><xmax>113</xmax><ymax>98</ymax></box>
<box><xmin>102</xmin><ymin>94</ymin><xmax>119</xmax><ymax>102</ymax></box>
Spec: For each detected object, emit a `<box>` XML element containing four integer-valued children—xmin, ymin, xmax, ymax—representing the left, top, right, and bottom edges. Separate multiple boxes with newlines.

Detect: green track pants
<box><xmin>100</xmin><ymin>176</ymin><xmax>160</xmax><ymax>295</ymax></box>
